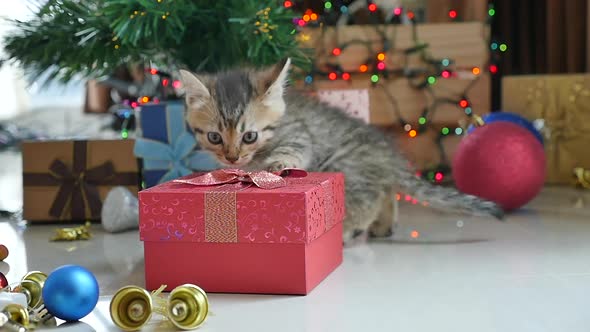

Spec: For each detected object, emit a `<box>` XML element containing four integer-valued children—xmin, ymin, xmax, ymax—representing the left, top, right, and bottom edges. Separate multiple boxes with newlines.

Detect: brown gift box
<box><xmin>22</xmin><ymin>140</ymin><xmax>140</xmax><ymax>222</ymax></box>
<box><xmin>306</xmin><ymin>74</ymin><xmax>489</xmax><ymax>126</ymax></box>
<box><xmin>502</xmin><ymin>74</ymin><xmax>590</xmax><ymax>184</ymax></box>
<box><xmin>298</xmin><ymin>22</ymin><xmax>490</xmax><ymax>127</ymax></box>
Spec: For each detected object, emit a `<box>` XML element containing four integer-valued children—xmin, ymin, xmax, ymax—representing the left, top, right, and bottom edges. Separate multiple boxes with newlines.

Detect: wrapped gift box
<box><xmin>139</xmin><ymin>170</ymin><xmax>345</xmax><ymax>295</ymax></box>
<box><xmin>502</xmin><ymin>74</ymin><xmax>590</xmax><ymax>184</ymax></box>
<box><xmin>22</xmin><ymin>140</ymin><xmax>140</xmax><ymax>222</ymax></box>
<box><xmin>134</xmin><ymin>101</ymin><xmax>219</xmax><ymax>188</ymax></box>
<box><xmin>298</xmin><ymin>22</ymin><xmax>490</xmax><ymax>127</ymax></box>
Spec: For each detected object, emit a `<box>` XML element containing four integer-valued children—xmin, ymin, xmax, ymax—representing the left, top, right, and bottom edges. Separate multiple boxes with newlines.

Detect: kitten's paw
<box><xmin>266</xmin><ymin>161</ymin><xmax>297</xmax><ymax>172</ymax></box>
<box><xmin>343</xmin><ymin>227</ymin><xmax>367</xmax><ymax>246</ymax></box>
<box><xmin>368</xmin><ymin>222</ymin><xmax>393</xmax><ymax>238</ymax></box>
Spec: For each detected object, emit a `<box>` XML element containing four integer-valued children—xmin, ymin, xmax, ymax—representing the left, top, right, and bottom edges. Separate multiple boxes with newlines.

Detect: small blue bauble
<box><xmin>467</xmin><ymin>111</ymin><xmax>544</xmax><ymax>145</ymax></box>
<box><xmin>42</xmin><ymin>265</ymin><xmax>99</xmax><ymax>321</ymax></box>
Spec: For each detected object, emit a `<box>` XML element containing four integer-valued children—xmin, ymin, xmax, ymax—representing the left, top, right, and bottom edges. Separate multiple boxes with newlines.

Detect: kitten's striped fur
<box><xmin>180</xmin><ymin>59</ymin><xmax>504</xmax><ymax>243</ymax></box>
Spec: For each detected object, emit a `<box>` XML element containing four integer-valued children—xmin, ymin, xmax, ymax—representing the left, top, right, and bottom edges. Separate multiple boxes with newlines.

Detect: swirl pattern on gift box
<box><xmin>139</xmin><ymin>171</ymin><xmax>345</xmax><ymax>244</ymax></box>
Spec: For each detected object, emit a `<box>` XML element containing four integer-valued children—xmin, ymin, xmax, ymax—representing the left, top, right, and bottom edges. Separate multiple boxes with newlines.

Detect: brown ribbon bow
<box><xmin>23</xmin><ymin>141</ymin><xmax>138</xmax><ymax>220</ymax></box>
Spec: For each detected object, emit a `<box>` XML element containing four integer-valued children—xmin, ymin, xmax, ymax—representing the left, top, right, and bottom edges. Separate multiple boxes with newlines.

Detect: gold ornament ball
<box><xmin>0</xmin><ymin>244</ymin><xmax>8</xmax><ymax>261</ymax></box>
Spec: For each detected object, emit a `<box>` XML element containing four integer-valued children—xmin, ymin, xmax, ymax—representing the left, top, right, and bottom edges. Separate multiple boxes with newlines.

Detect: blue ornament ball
<box><xmin>42</xmin><ymin>265</ymin><xmax>99</xmax><ymax>321</ymax></box>
<box><xmin>467</xmin><ymin>111</ymin><xmax>544</xmax><ymax>145</ymax></box>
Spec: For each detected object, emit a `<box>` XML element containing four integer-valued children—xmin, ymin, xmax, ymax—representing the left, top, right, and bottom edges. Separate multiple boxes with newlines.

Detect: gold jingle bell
<box><xmin>167</xmin><ymin>284</ymin><xmax>209</xmax><ymax>330</ymax></box>
<box><xmin>12</xmin><ymin>271</ymin><xmax>47</xmax><ymax>309</ymax></box>
<box><xmin>0</xmin><ymin>303</ymin><xmax>30</xmax><ymax>331</ymax></box>
<box><xmin>110</xmin><ymin>284</ymin><xmax>209</xmax><ymax>331</ymax></box>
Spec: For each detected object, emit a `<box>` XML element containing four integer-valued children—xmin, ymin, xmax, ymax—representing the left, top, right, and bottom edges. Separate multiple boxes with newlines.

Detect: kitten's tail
<box><xmin>391</xmin><ymin>164</ymin><xmax>505</xmax><ymax>220</ymax></box>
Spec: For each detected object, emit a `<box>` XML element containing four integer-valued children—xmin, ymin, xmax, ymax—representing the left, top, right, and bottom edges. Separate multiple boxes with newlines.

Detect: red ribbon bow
<box><xmin>173</xmin><ymin>168</ymin><xmax>308</xmax><ymax>189</ymax></box>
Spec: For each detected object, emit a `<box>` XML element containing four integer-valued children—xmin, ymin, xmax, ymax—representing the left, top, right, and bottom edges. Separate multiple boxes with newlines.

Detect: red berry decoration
<box><xmin>0</xmin><ymin>244</ymin><xmax>8</xmax><ymax>261</ymax></box>
<box><xmin>452</xmin><ymin>122</ymin><xmax>546</xmax><ymax>211</ymax></box>
<box><xmin>0</xmin><ymin>272</ymin><xmax>8</xmax><ymax>289</ymax></box>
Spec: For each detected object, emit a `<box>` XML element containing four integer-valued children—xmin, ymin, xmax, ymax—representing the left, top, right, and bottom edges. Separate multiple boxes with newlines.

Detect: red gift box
<box><xmin>139</xmin><ymin>170</ymin><xmax>345</xmax><ymax>295</ymax></box>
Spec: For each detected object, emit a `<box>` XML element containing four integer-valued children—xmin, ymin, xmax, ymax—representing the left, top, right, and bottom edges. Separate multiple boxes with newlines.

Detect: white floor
<box><xmin>1</xmin><ymin>187</ymin><xmax>589</xmax><ymax>332</ymax></box>
<box><xmin>1</xmin><ymin>109</ymin><xmax>590</xmax><ymax>331</ymax></box>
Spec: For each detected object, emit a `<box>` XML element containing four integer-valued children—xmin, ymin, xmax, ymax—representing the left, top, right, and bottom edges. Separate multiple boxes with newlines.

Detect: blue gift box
<box><xmin>134</xmin><ymin>101</ymin><xmax>219</xmax><ymax>188</ymax></box>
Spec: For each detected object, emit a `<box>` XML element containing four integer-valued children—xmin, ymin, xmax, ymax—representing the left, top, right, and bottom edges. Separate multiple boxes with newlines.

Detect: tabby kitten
<box><xmin>179</xmin><ymin>59</ymin><xmax>503</xmax><ymax>243</ymax></box>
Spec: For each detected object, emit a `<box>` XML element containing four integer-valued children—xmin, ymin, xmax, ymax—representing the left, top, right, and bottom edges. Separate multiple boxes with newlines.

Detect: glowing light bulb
<box><xmin>325</xmin><ymin>1</ymin><xmax>332</xmax><ymax>9</ymax></box>
<box><xmin>393</xmin><ymin>7</ymin><xmax>402</xmax><ymax>15</ymax></box>
<box><xmin>359</xmin><ymin>64</ymin><xmax>368</xmax><ymax>72</ymax></box>
<box><xmin>303</xmin><ymin>14</ymin><xmax>310</xmax><ymax>22</ymax></box>
<box><xmin>427</xmin><ymin>76</ymin><xmax>436</xmax><ymax>84</ymax></box>
<box><xmin>283</xmin><ymin>0</ymin><xmax>292</xmax><ymax>8</ymax></box>
<box><xmin>488</xmin><ymin>8</ymin><xmax>495</xmax><ymax>16</ymax></box>
<box><xmin>448</xmin><ymin>10</ymin><xmax>457</xmax><ymax>19</ymax></box>
<box><xmin>310</xmin><ymin>13</ymin><xmax>318</xmax><ymax>20</ymax></box>
<box><xmin>371</xmin><ymin>74</ymin><xmax>379</xmax><ymax>83</ymax></box>
<box><xmin>499</xmin><ymin>44</ymin><xmax>508</xmax><ymax>52</ymax></box>
<box><xmin>332</xmin><ymin>48</ymin><xmax>342</xmax><ymax>56</ymax></box>
<box><xmin>162</xmin><ymin>78</ymin><xmax>169</xmax><ymax>86</ymax></box>
<box><xmin>342</xmin><ymin>72</ymin><xmax>351</xmax><ymax>80</ymax></box>
<box><xmin>464</xmin><ymin>107</ymin><xmax>472</xmax><ymax>115</ymax></box>
<box><xmin>377</xmin><ymin>52</ymin><xmax>386</xmax><ymax>61</ymax></box>
<box><xmin>455</xmin><ymin>127</ymin><xmax>463</xmax><ymax>135</ymax></box>
<box><xmin>418</xmin><ymin>117</ymin><xmax>426</xmax><ymax>125</ymax></box>
<box><xmin>172</xmin><ymin>80</ymin><xmax>182</xmax><ymax>88</ymax></box>
<box><xmin>489</xmin><ymin>64</ymin><xmax>498</xmax><ymax>74</ymax></box>
<box><xmin>150</xmin><ymin>68</ymin><xmax>158</xmax><ymax>75</ymax></box>
<box><xmin>472</xmin><ymin>67</ymin><xmax>481</xmax><ymax>75</ymax></box>
<box><xmin>141</xmin><ymin>96</ymin><xmax>149</xmax><ymax>103</ymax></box>
<box><xmin>328</xmin><ymin>72</ymin><xmax>337</xmax><ymax>80</ymax></box>
<box><xmin>410</xmin><ymin>230</ymin><xmax>419</xmax><ymax>238</ymax></box>
<box><xmin>368</xmin><ymin>3</ymin><xmax>377</xmax><ymax>12</ymax></box>
<box><xmin>297</xmin><ymin>19</ymin><xmax>306</xmax><ymax>26</ymax></box>
<box><xmin>377</xmin><ymin>62</ymin><xmax>386</xmax><ymax>70</ymax></box>
<box><xmin>408</xmin><ymin>129</ymin><xmax>417</xmax><ymax>138</ymax></box>
<box><xmin>131</xmin><ymin>102</ymin><xmax>138</xmax><ymax>108</ymax></box>
<box><xmin>441</xmin><ymin>70</ymin><xmax>451</xmax><ymax>78</ymax></box>
<box><xmin>442</xmin><ymin>127</ymin><xmax>450</xmax><ymax>135</ymax></box>
<box><xmin>459</xmin><ymin>99</ymin><xmax>469</xmax><ymax>108</ymax></box>
<box><xmin>435</xmin><ymin>172</ymin><xmax>443</xmax><ymax>181</ymax></box>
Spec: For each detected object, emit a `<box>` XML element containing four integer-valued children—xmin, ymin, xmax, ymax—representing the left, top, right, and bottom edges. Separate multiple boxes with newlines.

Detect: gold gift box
<box><xmin>502</xmin><ymin>74</ymin><xmax>590</xmax><ymax>184</ymax></box>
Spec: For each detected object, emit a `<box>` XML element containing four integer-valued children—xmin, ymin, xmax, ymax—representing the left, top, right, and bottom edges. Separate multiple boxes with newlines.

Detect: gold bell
<box><xmin>110</xmin><ymin>284</ymin><xmax>209</xmax><ymax>331</ymax></box>
<box><xmin>12</xmin><ymin>271</ymin><xmax>47</xmax><ymax>309</ymax></box>
<box><xmin>0</xmin><ymin>303</ymin><xmax>30</xmax><ymax>332</ymax></box>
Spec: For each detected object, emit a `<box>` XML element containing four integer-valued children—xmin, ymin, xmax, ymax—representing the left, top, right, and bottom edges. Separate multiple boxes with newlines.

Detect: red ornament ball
<box><xmin>0</xmin><ymin>271</ymin><xmax>7</xmax><ymax>289</ymax></box>
<box><xmin>452</xmin><ymin>122</ymin><xmax>546</xmax><ymax>211</ymax></box>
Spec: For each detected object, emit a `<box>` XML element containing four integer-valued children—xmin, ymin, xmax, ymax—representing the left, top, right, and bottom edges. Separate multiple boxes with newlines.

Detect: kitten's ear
<box><xmin>179</xmin><ymin>70</ymin><xmax>210</xmax><ymax>110</ymax></box>
<box><xmin>257</xmin><ymin>58</ymin><xmax>291</xmax><ymax>107</ymax></box>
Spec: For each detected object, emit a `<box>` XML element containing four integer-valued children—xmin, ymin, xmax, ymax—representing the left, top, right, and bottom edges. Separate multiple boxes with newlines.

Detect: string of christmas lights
<box><xmin>288</xmin><ymin>0</ymin><xmax>506</xmax><ymax>183</ymax></box>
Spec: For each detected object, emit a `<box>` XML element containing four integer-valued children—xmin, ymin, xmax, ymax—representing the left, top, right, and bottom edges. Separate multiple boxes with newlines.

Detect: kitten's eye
<box><xmin>207</xmin><ymin>132</ymin><xmax>223</xmax><ymax>145</ymax></box>
<box><xmin>242</xmin><ymin>131</ymin><xmax>258</xmax><ymax>144</ymax></box>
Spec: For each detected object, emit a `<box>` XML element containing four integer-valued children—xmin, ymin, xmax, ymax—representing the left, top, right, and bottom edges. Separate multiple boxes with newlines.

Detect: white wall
<box><xmin>0</xmin><ymin>1</ymin><xmax>84</xmax><ymax>120</ymax></box>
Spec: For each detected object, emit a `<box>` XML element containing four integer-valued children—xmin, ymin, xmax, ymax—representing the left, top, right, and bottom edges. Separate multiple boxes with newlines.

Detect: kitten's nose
<box><xmin>225</xmin><ymin>155</ymin><xmax>239</xmax><ymax>163</ymax></box>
